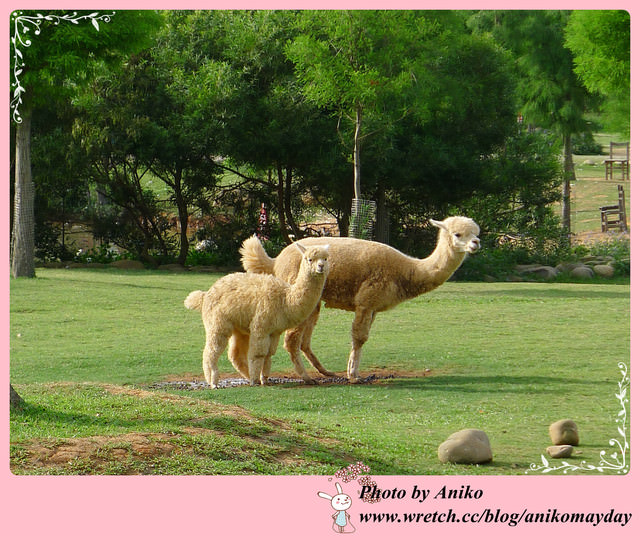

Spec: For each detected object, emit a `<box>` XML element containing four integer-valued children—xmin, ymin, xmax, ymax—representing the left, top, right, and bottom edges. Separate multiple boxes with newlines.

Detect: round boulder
<box><xmin>438</xmin><ymin>429</ymin><xmax>493</xmax><ymax>464</ymax></box>
<box><xmin>570</xmin><ymin>265</ymin><xmax>594</xmax><ymax>279</ymax></box>
<box><xmin>157</xmin><ymin>263</ymin><xmax>186</xmax><ymax>272</ymax></box>
<box><xmin>515</xmin><ymin>264</ymin><xmax>558</xmax><ymax>280</ymax></box>
<box><xmin>593</xmin><ymin>264</ymin><xmax>615</xmax><ymax>278</ymax></box>
<box><xmin>546</xmin><ymin>445</ymin><xmax>573</xmax><ymax>459</ymax></box>
<box><xmin>110</xmin><ymin>259</ymin><xmax>145</xmax><ymax>270</ymax></box>
<box><xmin>549</xmin><ymin>419</ymin><xmax>579</xmax><ymax>446</ymax></box>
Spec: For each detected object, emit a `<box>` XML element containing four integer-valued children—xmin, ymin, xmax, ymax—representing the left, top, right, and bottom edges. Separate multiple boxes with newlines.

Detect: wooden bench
<box><xmin>600</xmin><ymin>184</ymin><xmax>628</xmax><ymax>232</ymax></box>
<box><xmin>604</xmin><ymin>142</ymin><xmax>630</xmax><ymax>180</ymax></box>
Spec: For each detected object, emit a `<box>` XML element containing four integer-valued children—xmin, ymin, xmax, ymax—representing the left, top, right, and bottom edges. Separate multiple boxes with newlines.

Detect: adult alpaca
<box><xmin>240</xmin><ymin>216</ymin><xmax>480</xmax><ymax>383</ymax></box>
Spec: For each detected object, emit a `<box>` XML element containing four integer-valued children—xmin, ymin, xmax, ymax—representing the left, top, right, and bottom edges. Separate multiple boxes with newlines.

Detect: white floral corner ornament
<box><xmin>10</xmin><ymin>10</ymin><xmax>116</xmax><ymax>123</ymax></box>
<box><xmin>527</xmin><ymin>362</ymin><xmax>630</xmax><ymax>474</ymax></box>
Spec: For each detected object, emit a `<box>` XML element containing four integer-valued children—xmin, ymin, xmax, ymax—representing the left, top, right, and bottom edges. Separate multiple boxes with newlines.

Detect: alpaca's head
<box><xmin>294</xmin><ymin>242</ymin><xmax>330</xmax><ymax>277</ymax></box>
<box><xmin>429</xmin><ymin>216</ymin><xmax>481</xmax><ymax>254</ymax></box>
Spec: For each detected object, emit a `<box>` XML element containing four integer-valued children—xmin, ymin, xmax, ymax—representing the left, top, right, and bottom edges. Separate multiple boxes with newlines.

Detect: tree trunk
<box><xmin>338</xmin><ymin>199</ymin><xmax>351</xmax><ymax>237</ymax></box>
<box><xmin>353</xmin><ymin>104</ymin><xmax>363</xmax><ymax>200</ymax></box>
<box><xmin>174</xmin><ymin>170</ymin><xmax>190</xmax><ymax>266</ymax></box>
<box><xmin>275</xmin><ymin>168</ymin><xmax>290</xmax><ymax>243</ymax></box>
<box><xmin>562</xmin><ymin>133</ymin><xmax>575</xmax><ymax>233</ymax></box>
<box><xmin>10</xmin><ymin>384</ymin><xmax>24</xmax><ymax>411</ymax></box>
<box><xmin>284</xmin><ymin>166</ymin><xmax>301</xmax><ymax>239</ymax></box>
<box><xmin>11</xmin><ymin>109</ymin><xmax>36</xmax><ymax>278</ymax></box>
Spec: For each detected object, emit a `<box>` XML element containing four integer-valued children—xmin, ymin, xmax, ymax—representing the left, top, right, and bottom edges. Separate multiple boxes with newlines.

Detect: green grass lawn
<box><xmin>10</xmin><ymin>268</ymin><xmax>630</xmax><ymax>475</ymax></box>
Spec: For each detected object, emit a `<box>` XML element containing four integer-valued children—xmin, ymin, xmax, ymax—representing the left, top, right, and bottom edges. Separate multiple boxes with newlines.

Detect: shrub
<box><xmin>74</xmin><ymin>243</ymin><xmax>122</xmax><ymax>264</ymax></box>
<box><xmin>35</xmin><ymin>222</ymin><xmax>74</xmax><ymax>262</ymax></box>
<box><xmin>572</xmin><ymin>235</ymin><xmax>630</xmax><ymax>276</ymax></box>
<box><xmin>573</xmin><ymin>131</ymin><xmax>604</xmax><ymax>155</ymax></box>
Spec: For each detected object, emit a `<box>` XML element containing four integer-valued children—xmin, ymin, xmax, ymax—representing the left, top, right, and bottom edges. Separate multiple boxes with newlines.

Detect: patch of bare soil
<box><xmin>573</xmin><ymin>229</ymin><xmax>630</xmax><ymax>245</ymax></box>
<box><xmin>13</xmin><ymin>432</ymin><xmax>178</xmax><ymax>474</ymax></box>
<box><xmin>11</xmin><ymin>379</ymin><xmax>389</xmax><ymax>474</ymax></box>
<box><xmin>149</xmin><ymin>368</ymin><xmax>429</xmax><ymax>390</ymax></box>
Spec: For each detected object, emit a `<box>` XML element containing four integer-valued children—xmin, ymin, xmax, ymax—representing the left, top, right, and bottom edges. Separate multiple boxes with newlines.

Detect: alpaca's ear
<box><xmin>429</xmin><ymin>219</ymin><xmax>447</xmax><ymax>231</ymax></box>
<box><xmin>294</xmin><ymin>242</ymin><xmax>307</xmax><ymax>254</ymax></box>
<box><xmin>322</xmin><ymin>245</ymin><xmax>330</xmax><ymax>253</ymax></box>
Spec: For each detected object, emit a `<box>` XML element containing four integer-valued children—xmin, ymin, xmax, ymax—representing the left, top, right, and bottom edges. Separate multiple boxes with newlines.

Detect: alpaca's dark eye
<box><xmin>454</xmin><ymin>233</ymin><xmax>461</xmax><ymax>238</ymax></box>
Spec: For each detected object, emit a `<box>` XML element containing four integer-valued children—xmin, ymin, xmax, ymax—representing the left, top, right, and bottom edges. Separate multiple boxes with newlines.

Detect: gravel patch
<box><xmin>149</xmin><ymin>374</ymin><xmax>395</xmax><ymax>390</ymax></box>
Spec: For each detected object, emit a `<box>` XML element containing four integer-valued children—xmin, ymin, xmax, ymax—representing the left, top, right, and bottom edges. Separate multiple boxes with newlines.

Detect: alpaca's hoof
<box><xmin>348</xmin><ymin>376</ymin><xmax>364</xmax><ymax>384</ymax></box>
<box><xmin>303</xmin><ymin>377</ymin><xmax>318</xmax><ymax>385</ymax></box>
<box><xmin>321</xmin><ymin>370</ymin><xmax>338</xmax><ymax>377</ymax></box>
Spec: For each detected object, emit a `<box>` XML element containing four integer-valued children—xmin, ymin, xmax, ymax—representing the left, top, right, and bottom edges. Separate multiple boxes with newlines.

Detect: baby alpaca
<box><xmin>184</xmin><ymin>242</ymin><xmax>329</xmax><ymax>387</ymax></box>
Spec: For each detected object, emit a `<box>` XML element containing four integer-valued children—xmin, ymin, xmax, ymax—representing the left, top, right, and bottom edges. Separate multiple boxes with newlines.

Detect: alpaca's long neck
<box><xmin>285</xmin><ymin>267</ymin><xmax>326</xmax><ymax>320</ymax></box>
<box><xmin>412</xmin><ymin>232</ymin><xmax>467</xmax><ymax>292</ymax></box>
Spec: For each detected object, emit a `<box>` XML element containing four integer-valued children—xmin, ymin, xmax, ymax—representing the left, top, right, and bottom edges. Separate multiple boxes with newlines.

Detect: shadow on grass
<box><xmin>469</xmin><ymin>285</ymin><xmax>629</xmax><ymax>300</ymax></box>
<box><xmin>370</xmin><ymin>373</ymin><xmax>611</xmax><ymax>394</ymax></box>
<box><xmin>60</xmin><ymin>273</ymin><xmax>194</xmax><ymax>292</ymax></box>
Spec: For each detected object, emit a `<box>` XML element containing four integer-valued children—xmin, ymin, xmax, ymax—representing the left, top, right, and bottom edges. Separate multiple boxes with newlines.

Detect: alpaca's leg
<box><xmin>247</xmin><ymin>334</ymin><xmax>271</xmax><ymax>386</ymax></box>
<box><xmin>228</xmin><ymin>330</ymin><xmax>250</xmax><ymax>379</ymax></box>
<box><xmin>300</xmin><ymin>304</ymin><xmax>336</xmax><ymax>377</ymax></box>
<box><xmin>202</xmin><ymin>329</ymin><xmax>229</xmax><ymax>388</ymax></box>
<box><xmin>261</xmin><ymin>355</ymin><xmax>272</xmax><ymax>385</ymax></box>
<box><xmin>284</xmin><ymin>321</ymin><xmax>317</xmax><ymax>385</ymax></box>
<box><xmin>260</xmin><ymin>335</ymin><xmax>279</xmax><ymax>385</ymax></box>
<box><xmin>347</xmin><ymin>308</ymin><xmax>375</xmax><ymax>383</ymax></box>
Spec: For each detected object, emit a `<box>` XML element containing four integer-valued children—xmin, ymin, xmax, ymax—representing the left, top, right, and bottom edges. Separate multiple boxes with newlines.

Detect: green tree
<box><xmin>220</xmin><ymin>11</ymin><xmax>352</xmax><ymax>239</ymax></box>
<box><xmin>159</xmin><ymin>10</ymin><xmax>350</xmax><ymax>240</ymax></box>
<box><xmin>285</xmin><ymin>11</ymin><xmax>435</xmax><ymax>204</ymax></box>
<box><xmin>30</xmin><ymin>106</ymin><xmax>89</xmax><ymax>261</ymax></box>
<box><xmin>368</xmin><ymin>30</ymin><xmax>517</xmax><ymax>213</ymax></box>
<box><xmin>470</xmin><ymin>10</ymin><xmax>593</xmax><ymax>233</ymax></box>
<box><xmin>565</xmin><ymin>10</ymin><xmax>630</xmax><ymax>135</ymax></box>
<box><xmin>80</xmin><ymin>50</ymin><xmax>225</xmax><ymax>264</ymax></box>
<box><xmin>9</xmin><ymin>10</ymin><xmax>161</xmax><ymax>277</ymax></box>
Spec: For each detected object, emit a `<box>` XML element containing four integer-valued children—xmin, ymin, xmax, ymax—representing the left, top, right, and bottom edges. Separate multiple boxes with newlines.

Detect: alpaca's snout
<box><xmin>316</xmin><ymin>261</ymin><xmax>327</xmax><ymax>274</ymax></box>
<box><xmin>467</xmin><ymin>239</ymin><xmax>481</xmax><ymax>254</ymax></box>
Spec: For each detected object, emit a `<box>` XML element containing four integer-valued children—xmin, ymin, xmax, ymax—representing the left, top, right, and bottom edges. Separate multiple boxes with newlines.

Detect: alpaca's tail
<box><xmin>239</xmin><ymin>235</ymin><xmax>276</xmax><ymax>274</ymax></box>
<box><xmin>184</xmin><ymin>290</ymin><xmax>206</xmax><ymax>311</ymax></box>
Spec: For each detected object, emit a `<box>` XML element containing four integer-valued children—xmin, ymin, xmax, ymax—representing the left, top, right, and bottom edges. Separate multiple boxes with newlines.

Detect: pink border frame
<box><xmin>3</xmin><ymin>2</ymin><xmax>636</xmax><ymax>534</ymax></box>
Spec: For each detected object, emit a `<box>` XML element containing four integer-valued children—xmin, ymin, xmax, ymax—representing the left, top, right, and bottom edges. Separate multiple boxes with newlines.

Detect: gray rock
<box><xmin>68</xmin><ymin>262</ymin><xmax>107</xmax><ymax>269</ymax></box>
<box><xmin>549</xmin><ymin>419</ymin><xmax>579</xmax><ymax>446</ymax></box>
<box><xmin>438</xmin><ymin>429</ymin><xmax>493</xmax><ymax>464</ymax></box>
<box><xmin>531</xmin><ymin>266</ymin><xmax>558</xmax><ymax>280</ymax></box>
<box><xmin>581</xmin><ymin>255</ymin><xmax>614</xmax><ymax>265</ymax></box>
<box><xmin>110</xmin><ymin>259</ymin><xmax>145</xmax><ymax>270</ymax></box>
<box><xmin>514</xmin><ymin>264</ymin><xmax>543</xmax><ymax>273</ymax></box>
<box><xmin>556</xmin><ymin>262</ymin><xmax>581</xmax><ymax>273</ymax></box>
<box><xmin>515</xmin><ymin>264</ymin><xmax>558</xmax><ymax>279</ymax></box>
<box><xmin>157</xmin><ymin>263</ymin><xmax>186</xmax><ymax>272</ymax></box>
<box><xmin>570</xmin><ymin>265</ymin><xmax>594</xmax><ymax>279</ymax></box>
<box><xmin>546</xmin><ymin>445</ymin><xmax>573</xmax><ymax>459</ymax></box>
<box><xmin>593</xmin><ymin>264</ymin><xmax>615</xmax><ymax>278</ymax></box>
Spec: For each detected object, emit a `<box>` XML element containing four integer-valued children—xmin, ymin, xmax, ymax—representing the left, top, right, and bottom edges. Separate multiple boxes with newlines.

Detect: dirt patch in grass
<box><xmin>14</xmin><ymin>432</ymin><xmax>178</xmax><ymax>473</ymax></box>
<box><xmin>10</xmin><ymin>383</ymin><xmax>362</xmax><ymax>475</ymax></box>
<box><xmin>152</xmin><ymin>368</ymin><xmax>430</xmax><ymax>391</ymax></box>
<box><xmin>573</xmin><ymin>229</ymin><xmax>630</xmax><ymax>245</ymax></box>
